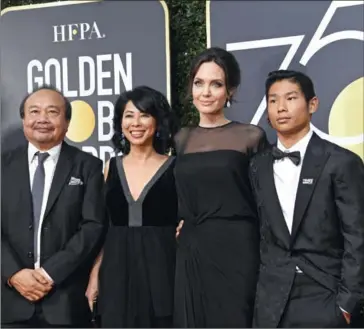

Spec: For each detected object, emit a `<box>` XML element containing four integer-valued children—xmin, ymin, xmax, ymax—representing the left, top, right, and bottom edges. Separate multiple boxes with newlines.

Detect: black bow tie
<box><xmin>272</xmin><ymin>146</ymin><xmax>301</xmax><ymax>166</ymax></box>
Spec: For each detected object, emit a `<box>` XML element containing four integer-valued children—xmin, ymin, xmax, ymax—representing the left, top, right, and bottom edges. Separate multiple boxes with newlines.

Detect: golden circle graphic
<box><xmin>66</xmin><ymin>100</ymin><xmax>96</xmax><ymax>143</ymax></box>
<box><xmin>329</xmin><ymin>77</ymin><xmax>364</xmax><ymax>160</ymax></box>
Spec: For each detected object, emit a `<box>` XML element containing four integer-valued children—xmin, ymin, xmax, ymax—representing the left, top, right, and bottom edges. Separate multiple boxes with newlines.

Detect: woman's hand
<box><xmin>85</xmin><ymin>272</ymin><xmax>99</xmax><ymax>311</ymax></box>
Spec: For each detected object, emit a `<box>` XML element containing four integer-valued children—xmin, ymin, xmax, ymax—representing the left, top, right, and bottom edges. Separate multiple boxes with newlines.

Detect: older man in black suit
<box><xmin>1</xmin><ymin>86</ymin><xmax>106</xmax><ymax>327</ymax></box>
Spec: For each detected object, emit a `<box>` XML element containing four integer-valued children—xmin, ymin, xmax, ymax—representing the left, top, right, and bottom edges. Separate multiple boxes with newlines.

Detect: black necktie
<box><xmin>32</xmin><ymin>152</ymin><xmax>50</xmax><ymax>261</ymax></box>
<box><xmin>272</xmin><ymin>146</ymin><xmax>301</xmax><ymax>166</ymax></box>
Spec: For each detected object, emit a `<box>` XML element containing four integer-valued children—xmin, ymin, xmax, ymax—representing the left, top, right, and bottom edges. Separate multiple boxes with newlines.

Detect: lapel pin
<box><xmin>302</xmin><ymin>178</ymin><xmax>313</xmax><ymax>185</ymax></box>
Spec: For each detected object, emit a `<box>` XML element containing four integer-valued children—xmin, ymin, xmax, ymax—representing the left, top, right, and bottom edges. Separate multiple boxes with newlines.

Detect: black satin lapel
<box><xmin>43</xmin><ymin>143</ymin><xmax>74</xmax><ymax>219</ymax></box>
<box><xmin>261</xmin><ymin>152</ymin><xmax>291</xmax><ymax>250</ymax></box>
<box><xmin>291</xmin><ymin>134</ymin><xmax>329</xmax><ymax>243</ymax></box>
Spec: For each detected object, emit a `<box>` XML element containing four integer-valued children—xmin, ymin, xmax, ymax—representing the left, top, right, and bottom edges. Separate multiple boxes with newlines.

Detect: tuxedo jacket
<box><xmin>249</xmin><ymin>133</ymin><xmax>364</xmax><ymax>327</ymax></box>
<box><xmin>1</xmin><ymin>142</ymin><xmax>107</xmax><ymax>325</ymax></box>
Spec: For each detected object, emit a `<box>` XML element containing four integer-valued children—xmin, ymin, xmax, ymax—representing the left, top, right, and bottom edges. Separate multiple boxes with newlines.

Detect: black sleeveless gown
<box><xmin>173</xmin><ymin>122</ymin><xmax>268</xmax><ymax>328</ymax></box>
<box><xmin>98</xmin><ymin>156</ymin><xmax>178</xmax><ymax>328</ymax></box>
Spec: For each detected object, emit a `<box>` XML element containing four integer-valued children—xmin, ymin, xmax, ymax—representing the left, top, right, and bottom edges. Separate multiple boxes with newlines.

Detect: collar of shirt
<box><xmin>277</xmin><ymin>128</ymin><xmax>313</xmax><ymax>160</ymax></box>
<box><xmin>28</xmin><ymin>142</ymin><xmax>62</xmax><ymax>166</ymax></box>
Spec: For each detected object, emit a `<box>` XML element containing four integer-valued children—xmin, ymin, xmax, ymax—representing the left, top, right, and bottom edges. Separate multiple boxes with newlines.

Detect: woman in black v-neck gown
<box><xmin>99</xmin><ymin>155</ymin><xmax>177</xmax><ymax>328</ymax></box>
<box><xmin>173</xmin><ymin>48</ymin><xmax>268</xmax><ymax>328</ymax></box>
<box><xmin>85</xmin><ymin>86</ymin><xmax>178</xmax><ymax>328</ymax></box>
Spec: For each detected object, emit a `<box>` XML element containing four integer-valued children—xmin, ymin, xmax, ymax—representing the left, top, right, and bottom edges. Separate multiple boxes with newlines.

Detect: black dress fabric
<box><xmin>98</xmin><ymin>156</ymin><xmax>178</xmax><ymax>328</ymax></box>
<box><xmin>173</xmin><ymin>122</ymin><xmax>268</xmax><ymax>328</ymax></box>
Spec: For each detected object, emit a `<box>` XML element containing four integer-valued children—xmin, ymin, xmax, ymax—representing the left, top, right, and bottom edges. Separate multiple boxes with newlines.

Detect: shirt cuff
<box><xmin>40</xmin><ymin>267</ymin><xmax>54</xmax><ymax>284</ymax></box>
<box><xmin>339</xmin><ymin>306</ymin><xmax>349</xmax><ymax>314</ymax></box>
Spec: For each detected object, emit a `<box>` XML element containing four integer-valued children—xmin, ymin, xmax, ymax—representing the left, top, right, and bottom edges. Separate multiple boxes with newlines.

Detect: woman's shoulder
<box><xmin>229</xmin><ymin>121</ymin><xmax>266</xmax><ymax>136</ymax></box>
<box><xmin>175</xmin><ymin>125</ymin><xmax>195</xmax><ymax>139</ymax></box>
<box><xmin>174</xmin><ymin>125</ymin><xmax>196</xmax><ymax>153</ymax></box>
<box><xmin>230</xmin><ymin>121</ymin><xmax>263</xmax><ymax>131</ymax></box>
<box><xmin>228</xmin><ymin>122</ymin><xmax>269</xmax><ymax>153</ymax></box>
<box><xmin>159</xmin><ymin>154</ymin><xmax>176</xmax><ymax>163</ymax></box>
<box><xmin>104</xmin><ymin>155</ymin><xmax>120</xmax><ymax>181</ymax></box>
<box><xmin>161</xmin><ymin>155</ymin><xmax>176</xmax><ymax>171</ymax></box>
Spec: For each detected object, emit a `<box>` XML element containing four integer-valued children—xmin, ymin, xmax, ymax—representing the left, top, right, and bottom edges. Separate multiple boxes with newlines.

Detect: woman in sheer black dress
<box><xmin>85</xmin><ymin>86</ymin><xmax>178</xmax><ymax>328</ymax></box>
<box><xmin>174</xmin><ymin>47</ymin><xmax>269</xmax><ymax>328</ymax></box>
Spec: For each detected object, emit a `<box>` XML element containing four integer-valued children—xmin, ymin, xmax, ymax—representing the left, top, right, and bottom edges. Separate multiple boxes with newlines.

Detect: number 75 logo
<box><xmin>226</xmin><ymin>0</ymin><xmax>363</xmax><ymax>150</ymax></box>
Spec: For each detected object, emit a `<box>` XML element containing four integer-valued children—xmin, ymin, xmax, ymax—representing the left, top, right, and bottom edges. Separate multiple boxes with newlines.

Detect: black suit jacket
<box><xmin>249</xmin><ymin>133</ymin><xmax>364</xmax><ymax>327</ymax></box>
<box><xmin>1</xmin><ymin>142</ymin><xmax>107</xmax><ymax>325</ymax></box>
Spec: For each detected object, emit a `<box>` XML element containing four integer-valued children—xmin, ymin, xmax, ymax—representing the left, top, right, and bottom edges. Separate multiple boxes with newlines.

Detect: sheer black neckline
<box><xmin>175</xmin><ymin>121</ymin><xmax>267</xmax><ymax>155</ymax></box>
<box><xmin>197</xmin><ymin>121</ymin><xmax>235</xmax><ymax>129</ymax></box>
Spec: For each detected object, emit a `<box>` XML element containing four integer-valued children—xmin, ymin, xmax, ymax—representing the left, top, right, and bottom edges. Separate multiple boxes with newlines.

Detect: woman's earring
<box><xmin>226</xmin><ymin>100</ymin><xmax>231</xmax><ymax>108</ymax></box>
<box><xmin>156</xmin><ymin>131</ymin><xmax>160</xmax><ymax>138</ymax></box>
<box><xmin>120</xmin><ymin>133</ymin><xmax>126</xmax><ymax>148</ymax></box>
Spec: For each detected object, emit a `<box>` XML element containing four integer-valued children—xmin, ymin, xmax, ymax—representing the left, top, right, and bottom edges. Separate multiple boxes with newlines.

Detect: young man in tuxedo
<box><xmin>1</xmin><ymin>86</ymin><xmax>106</xmax><ymax>327</ymax></box>
<box><xmin>249</xmin><ymin>70</ymin><xmax>364</xmax><ymax>327</ymax></box>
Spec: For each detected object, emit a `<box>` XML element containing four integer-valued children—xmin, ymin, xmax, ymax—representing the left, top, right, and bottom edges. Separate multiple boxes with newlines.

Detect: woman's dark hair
<box><xmin>186</xmin><ymin>47</ymin><xmax>241</xmax><ymax>104</ymax></box>
<box><xmin>112</xmin><ymin>86</ymin><xmax>178</xmax><ymax>155</ymax></box>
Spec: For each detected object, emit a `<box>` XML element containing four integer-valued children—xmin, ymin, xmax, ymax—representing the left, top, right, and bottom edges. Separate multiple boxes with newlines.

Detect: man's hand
<box><xmin>176</xmin><ymin>220</ymin><xmax>184</xmax><ymax>239</ymax></box>
<box><xmin>9</xmin><ymin>269</ymin><xmax>52</xmax><ymax>302</ymax></box>
<box><xmin>33</xmin><ymin>268</ymin><xmax>54</xmax><ymax>286</ymax></box>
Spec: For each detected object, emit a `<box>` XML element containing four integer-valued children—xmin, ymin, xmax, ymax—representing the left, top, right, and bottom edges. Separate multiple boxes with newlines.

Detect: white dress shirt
<box><xmin>273</xmin><ymin>129</ymin><xmax>313</xmax><ymax>234</ymax></box>
<box><xmin>273</xmin><ymin>129</ymin><xmax>313</xmax><ymax>275</ymax></box>
<box><xmin>28</xmin><ymin>142</ymin><xmax>62</xmax><ymax>278</ymax></box>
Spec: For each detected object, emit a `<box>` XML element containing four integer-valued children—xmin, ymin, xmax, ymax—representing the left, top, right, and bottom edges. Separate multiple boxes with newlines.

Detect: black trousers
<box><xmin>1</xmin><ymin>304</ymin><xmax>90</xmax><ymax>328</ymax></box>
<box><xmin>278</xmin><ymin>273</ymin><xmax>349</xmax><ymax>328</ymax></box>
<box><xmin>351</xmin><ymin>303</ymin><xmax>364</xmax><ymax>328</ymax></box>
